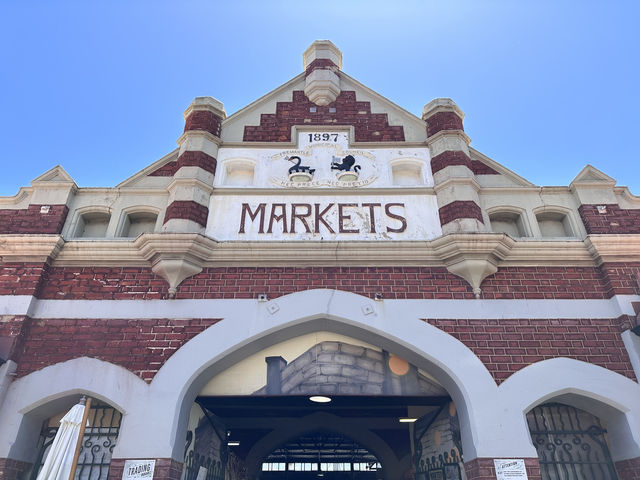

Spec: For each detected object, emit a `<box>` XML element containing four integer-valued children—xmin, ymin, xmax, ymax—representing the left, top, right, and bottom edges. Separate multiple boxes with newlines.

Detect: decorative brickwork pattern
<box><xmin>438</xmin><ymin>200</ymin><xmax>483</xmax><ymax>225</ymax></box>
<box><xmin>0</xmin><ymin>316</ymin><xmax>32</xmax><ymax>362</ymax></box>
<box><xmin>425</xmin><ymin>111</ymin><xmax>464</xmax><ymax>137</ymax></box>
<box><xmin>163</xmin><ymin>201</ymin><xmax>209</xmax><ymax>227</ymax></box>
<box><xmin>33</xmin><ymin>265</ymin><xmax>639</xmax><ymax>301</ymax></box>
<box><xmin>109</xmin><ymin>458</ymin><xmax>183</xmax><ymax>480</ymax></box>
<box><xmin>184</xmin><ymin>110</ymin><xmax>222</xmax><ymax>137</ymax></box>
<box><xmin>579</xmin><ymin>204</ymin><xmax>640</xmax><ymax>234</ymax></box>
<box><xmin>243</xmin><ymin>91</ymin><xmax>405</xmax><ymax>142</ymax></box>
<box><xmin>470</xmin><ymin>159</ymin><xmax>499</xmax><ymax>175</ymax></box>
<box><xmin>615</xmin><ymin>457</ymin><xmax>640</xmax><ymax>480</ymax></box>
<box><xmin>424</xmin><ymin>317</ymin><xmax>636</xmax><ymax>383</ymax></box>
<box><xmin>305</xmin><ymin>58</ymin><xmax>338</xmax><ymax>76</ymax></box>
<box><xmin>0</xmin><ymin>204</ymin><xmax>68</xmax><ymax>234</ymax></box>
<box><xmin>430</xmin><ymin>150</ymin><xmax>472</xmax><ymax>174</ymax></box>
<box><xmin>0</xmin><ymin>263</ymin><xmax>49</xmax><ymax>296</ymax></box>
<box><xmin>16</xmin><ymin>318</ymin><xmax>220</xmax><ymax>381</ymax></box>
<box><xmin>464</xmin><ymin>458</ymin><xmax>541</xmax><ymax>480</ymax></box>
<box><xmin>0</xmin><ymin>458</ymin><xmax>32</xmax><ymax>480</ymax></box>
<box><xmin>149</xmin><ymin>151</ymin><xmax>217</xmax><ymax>177</ymax></box>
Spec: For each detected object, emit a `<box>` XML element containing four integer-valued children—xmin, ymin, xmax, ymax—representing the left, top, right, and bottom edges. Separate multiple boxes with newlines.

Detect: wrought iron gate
<box><xmin>182</xmin><ymin>451</ymin><xmax>225</xmax><ymax>480</ymax></box>
<box><xmin>527</xmin><ymin>403</ymin><xmax>619</xmax><ymax>480</ymax></box>
<box><xmin>30</xmin><ymin>401</ymin><xmax>122</xmax><ymax>480</ymax></box>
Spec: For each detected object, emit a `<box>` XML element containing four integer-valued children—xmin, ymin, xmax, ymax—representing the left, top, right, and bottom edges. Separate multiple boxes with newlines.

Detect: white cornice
<box><xmin>0</xmin><ymin>235</ymin><xmax>65</xmax><ymax>263</ymax></box>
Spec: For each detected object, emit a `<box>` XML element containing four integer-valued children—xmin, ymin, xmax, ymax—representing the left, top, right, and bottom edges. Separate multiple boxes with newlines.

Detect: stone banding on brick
<box><xmin>163</xmin><ymin>201</ymin><xmax>209</xmax><ymax>227</ymax></box>
<box><xmin>149</xmin><ymin>151</ymin><xmax>217</xmax><ymax>177</ymax></box>
<box><xmin>431</xmin><ymin>150</ymin><xmax>473</xmax><ymax>174</ymax></box>
<box><xmin>184</xmin><ymin>109</ymin><xmax>222</xmax><ymax>137</ymax></box>
<box><xmin>438</xmin><ymin>200</ymin><xmax>484</xmax><ymax>225</ymax></box>
<box><xmin>426</xmin><ymin>110</ymin><xmax>464</xmax><ymax>137</ymax></box>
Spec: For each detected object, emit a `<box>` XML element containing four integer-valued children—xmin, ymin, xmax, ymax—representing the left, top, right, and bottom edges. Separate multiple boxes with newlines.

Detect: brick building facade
<box><xmin>0</xmin><ymin>41</ymin><xmax>639</xmax><ymax>480</ymax></box>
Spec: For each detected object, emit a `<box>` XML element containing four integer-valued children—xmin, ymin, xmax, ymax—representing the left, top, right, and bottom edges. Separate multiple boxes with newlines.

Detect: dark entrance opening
<box><xmin>190</xmin><ymin>395</ymin><xmax>451</xmax><ymax>479</ymax></box>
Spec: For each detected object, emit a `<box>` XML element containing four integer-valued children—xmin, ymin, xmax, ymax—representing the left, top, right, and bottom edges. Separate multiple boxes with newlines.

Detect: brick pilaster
<box><xmin>615</xmin><ymin>456</ymin><xmax>640</xmax><ymax>480</ymax></box>
<box><xmin>163</xmin><ymin>97</ymin><xmax>225</xmax><ymax>234</ymax></box>
<box><xmin>108</xmin><ymin>458</ymin><xmax>183</xmax><ymax>480</ymax></box>
<box><xmin>464</xmin><ymin>458</ymin><xmax>541</xmax><ymax>480</ymax></box>
<box><xmin>0</xmin><ymin>458</ymin><xmax>32</xmax><ymax>480</ymax></box>
<box><xmin>423</xmin><ymin>98</ymin><xmax>484</xmax><ymax>235</ymax></box>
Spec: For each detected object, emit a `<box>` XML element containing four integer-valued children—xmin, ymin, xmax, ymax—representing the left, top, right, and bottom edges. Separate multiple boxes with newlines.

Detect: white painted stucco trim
<box><xmin>1</xmin><ymin>294</ymin><xmax>638</xmax><ymax>319</ymax></box>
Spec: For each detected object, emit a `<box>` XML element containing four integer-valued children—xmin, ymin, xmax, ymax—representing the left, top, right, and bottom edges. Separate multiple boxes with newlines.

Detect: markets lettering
<box><xmin>238</xmin><ymin>202</ymin><xmax>407</xmax><ymax>235</ymax></box>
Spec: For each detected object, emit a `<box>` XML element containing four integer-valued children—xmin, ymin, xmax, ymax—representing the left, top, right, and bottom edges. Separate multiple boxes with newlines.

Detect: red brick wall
<box><xmin>579</xmin><ymin>204</ymin><xmax>640</xmax><ymax>234</ymax></box>
<box><xmin>0</xmin><ymin>263</ymin><xmax>49</xmax><ymax>296</ymax></box>
<box><xmin>32</xmin><ymin>265</ymin><xmax>640</xmax><ymax>301</ymax></box>
<box><xmin>464</xmin><ymin>458</ymin><xmax>541</xmax><ymax>480</ymax></box>
<box><xmin>184</xmin><ymin>110</ymin><xmax>222</xmax><ymax>137</ymax></box>
<box><xmin>0</xmin><ymin>315</ymin><xmax>32</xmax><ymax>362</ymax></box>
<box><xmin>424</xmin><ymin>317</ymin><xmax>636</xmax><ymax>383</ymax></box>
<box><xmin>0</xmin><ymin>458</ymin><xmax>32</xmax><ymax>480</ymax></box>
<box><xmin>425</xmin><ymin>111</ymin><xmax>464</xmax><ymax>137</ymax></box>
<box><xmin>438</xmin><ymin>200</ymin><xmax>483</xmax><ymax>225</ymax></box>
<box><xmin>163</xmin><ymin>201</ymin><xmax>209</xmax><ymax>226</ymax></box>
<box><xmin>243</xmin><ymin>91</ymin><xmax>405</xmax><ymax>142</ymax></box>
<box><xmin>16</xmin><ymin>318</ymin><xmax>220</xmax><ymax>381</ymax></box>
<box><xmin>615</xmin><ymin>457</ymin><xmax>640</xmax><ymax>480</ymax></box>
<box><xmin>600</xmin><ymin>262</ymin><xmax>640</xmax><ymax>297</ymax></box>
<box><xmin>470</xmin><ymin>159</ymin><xmax>499</xmax><ymax>175</ymax></box>
<box><xmin>149</xmin><ymin>151</ymin><xmax>217</xmax><ymax>177</ymax></box>
<box><xmin>108</xmin><ymin>458</ymin><xmax>182</xmax><ymax>480</ymax></box>
<box><xmin>0</xmin><ymin>204</ymin><xmax>68</xmax><ymax>234</ymax></box>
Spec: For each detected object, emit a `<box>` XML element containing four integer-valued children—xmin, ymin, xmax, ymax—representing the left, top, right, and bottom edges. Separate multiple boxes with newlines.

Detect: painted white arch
<box><xmin>0</xmin><ymin>357</ymin><xmax>147</xmax><ymax>462</ymax></box>
<box><xmin>113</xmin><ymin>288</ymin><xmax>539</xmax><ymax>463</ymax></box>
<box><xmin>500</xmin><ymin>357</ymin><xmax>640</xmax><ymax>461</ymax></box>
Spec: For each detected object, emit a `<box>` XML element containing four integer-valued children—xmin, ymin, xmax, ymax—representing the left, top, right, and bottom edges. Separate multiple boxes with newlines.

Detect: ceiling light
<box><xmin>309</xmin><ymin>395</ymin><xmax>332</xmax><ymax>403</ymax></box>
<box><xmin>399</xmin><ymin>417</ymin><xmax>417</xmax><ymax>423</ymax></box>
<box><xmin>227</xmin><ymin>441</ymin><xmax>240</xmax><ymax>446</ymax></box>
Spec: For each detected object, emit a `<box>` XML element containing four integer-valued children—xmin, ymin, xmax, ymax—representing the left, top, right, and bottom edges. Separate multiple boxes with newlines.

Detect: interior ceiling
<box><xmin>196</xmin><ymin>395</ymin><xmax>451</xmax><ymax>462</ymax></box>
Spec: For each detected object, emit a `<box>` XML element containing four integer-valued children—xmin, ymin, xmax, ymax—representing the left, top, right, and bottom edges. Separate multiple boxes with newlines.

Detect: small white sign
<box><xmin>195</xmin><ymin>466</ymin><xmax>208</xmax><ymax>480</ymax></box>
<box><xmin>494</xmin><ymin>459</ymin><xmax>528</xmax><ymax>479</ymax></box>
<box><xmin>122</xmin><ymin>460</ymin><xmax>156</xmax><ymax>480</ymax></box>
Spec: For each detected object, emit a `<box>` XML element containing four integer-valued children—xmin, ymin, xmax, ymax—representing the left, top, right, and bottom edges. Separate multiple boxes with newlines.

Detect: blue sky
<box><xmin>1</xmin><ymin>0</ymin><xmax>639</xmax><ymax>195</ymax></box>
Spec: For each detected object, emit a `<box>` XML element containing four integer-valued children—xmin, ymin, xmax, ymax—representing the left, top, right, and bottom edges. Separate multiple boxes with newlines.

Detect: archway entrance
<box><xmin>181</xmin><ymin>334</ymin><xmax>465</xmax><ymax>480</ymax></box>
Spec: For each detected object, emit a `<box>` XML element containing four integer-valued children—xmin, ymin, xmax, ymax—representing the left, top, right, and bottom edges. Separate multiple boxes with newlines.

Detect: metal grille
<box><xmin>527</xmin><ymin>403</ymin><xmax>618</xmax><ymax>480</ymax></box>
<box><xmin>31</xmin><ymin>401</ymin><xmax>122</xmax><ymax>480</ymax></box>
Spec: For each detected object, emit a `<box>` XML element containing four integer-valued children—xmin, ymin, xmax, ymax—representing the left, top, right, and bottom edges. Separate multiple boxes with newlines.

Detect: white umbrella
<box><xmin>36</xmin><ymin>397</ymin><xmax>91</xmax><ymax>480</ymax></box>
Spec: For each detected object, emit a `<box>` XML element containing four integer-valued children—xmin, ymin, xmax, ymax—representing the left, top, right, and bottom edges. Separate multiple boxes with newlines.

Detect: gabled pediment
<box><xmin>31</xmin><ymin>165</ymin><xmax>75</xmax><ymax>185</ymax></box>
<box><xmin>570</xmin><ymin>164</ymin><xmax>616</xmax><ymax>187</ymax></box>
<box><xmin>222</xmin><ymin>70</ymin><xmax>427</xmax><ymax>144</ymax></box>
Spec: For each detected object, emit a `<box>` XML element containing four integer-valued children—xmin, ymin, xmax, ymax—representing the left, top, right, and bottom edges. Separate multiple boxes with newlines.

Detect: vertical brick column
<box><xmin>615</xmin><ymin>457</ymin><xmax>640</xmax><ymax>480</ymax></box>
<box><xmin>423</xmin><ymin>98</ymin><xmax>485</xmax><ymax>234</ymax></box>
<box><xmin>0</xmin><ymin>458</ymin><xmax>32</xmax><ymax>480</ymax></box>
<box><xmin>163</xmin><ymin>97</ymin><xmax>225</xmax><ymax>234</ymax></box>
<box><xmin>303</xmin><ymin>40</ymin><xmax>342</xmax><ymax>106</ymax></box>
<box><xmin>464</xmin><ymin>458</ymin><xmax>541</xmax><ymax>480</ymax></box>
<box><xmin>108</xmin><ymin>458</ymin><xmax>183</xmax><ymax>480</ymax></box>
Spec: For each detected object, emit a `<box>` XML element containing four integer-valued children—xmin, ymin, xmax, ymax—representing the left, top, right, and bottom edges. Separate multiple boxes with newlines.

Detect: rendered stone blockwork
<box><xmin>1</xmin><ymin>40</ymin><xmax>640</xmax><ymax>480</ymax></box>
